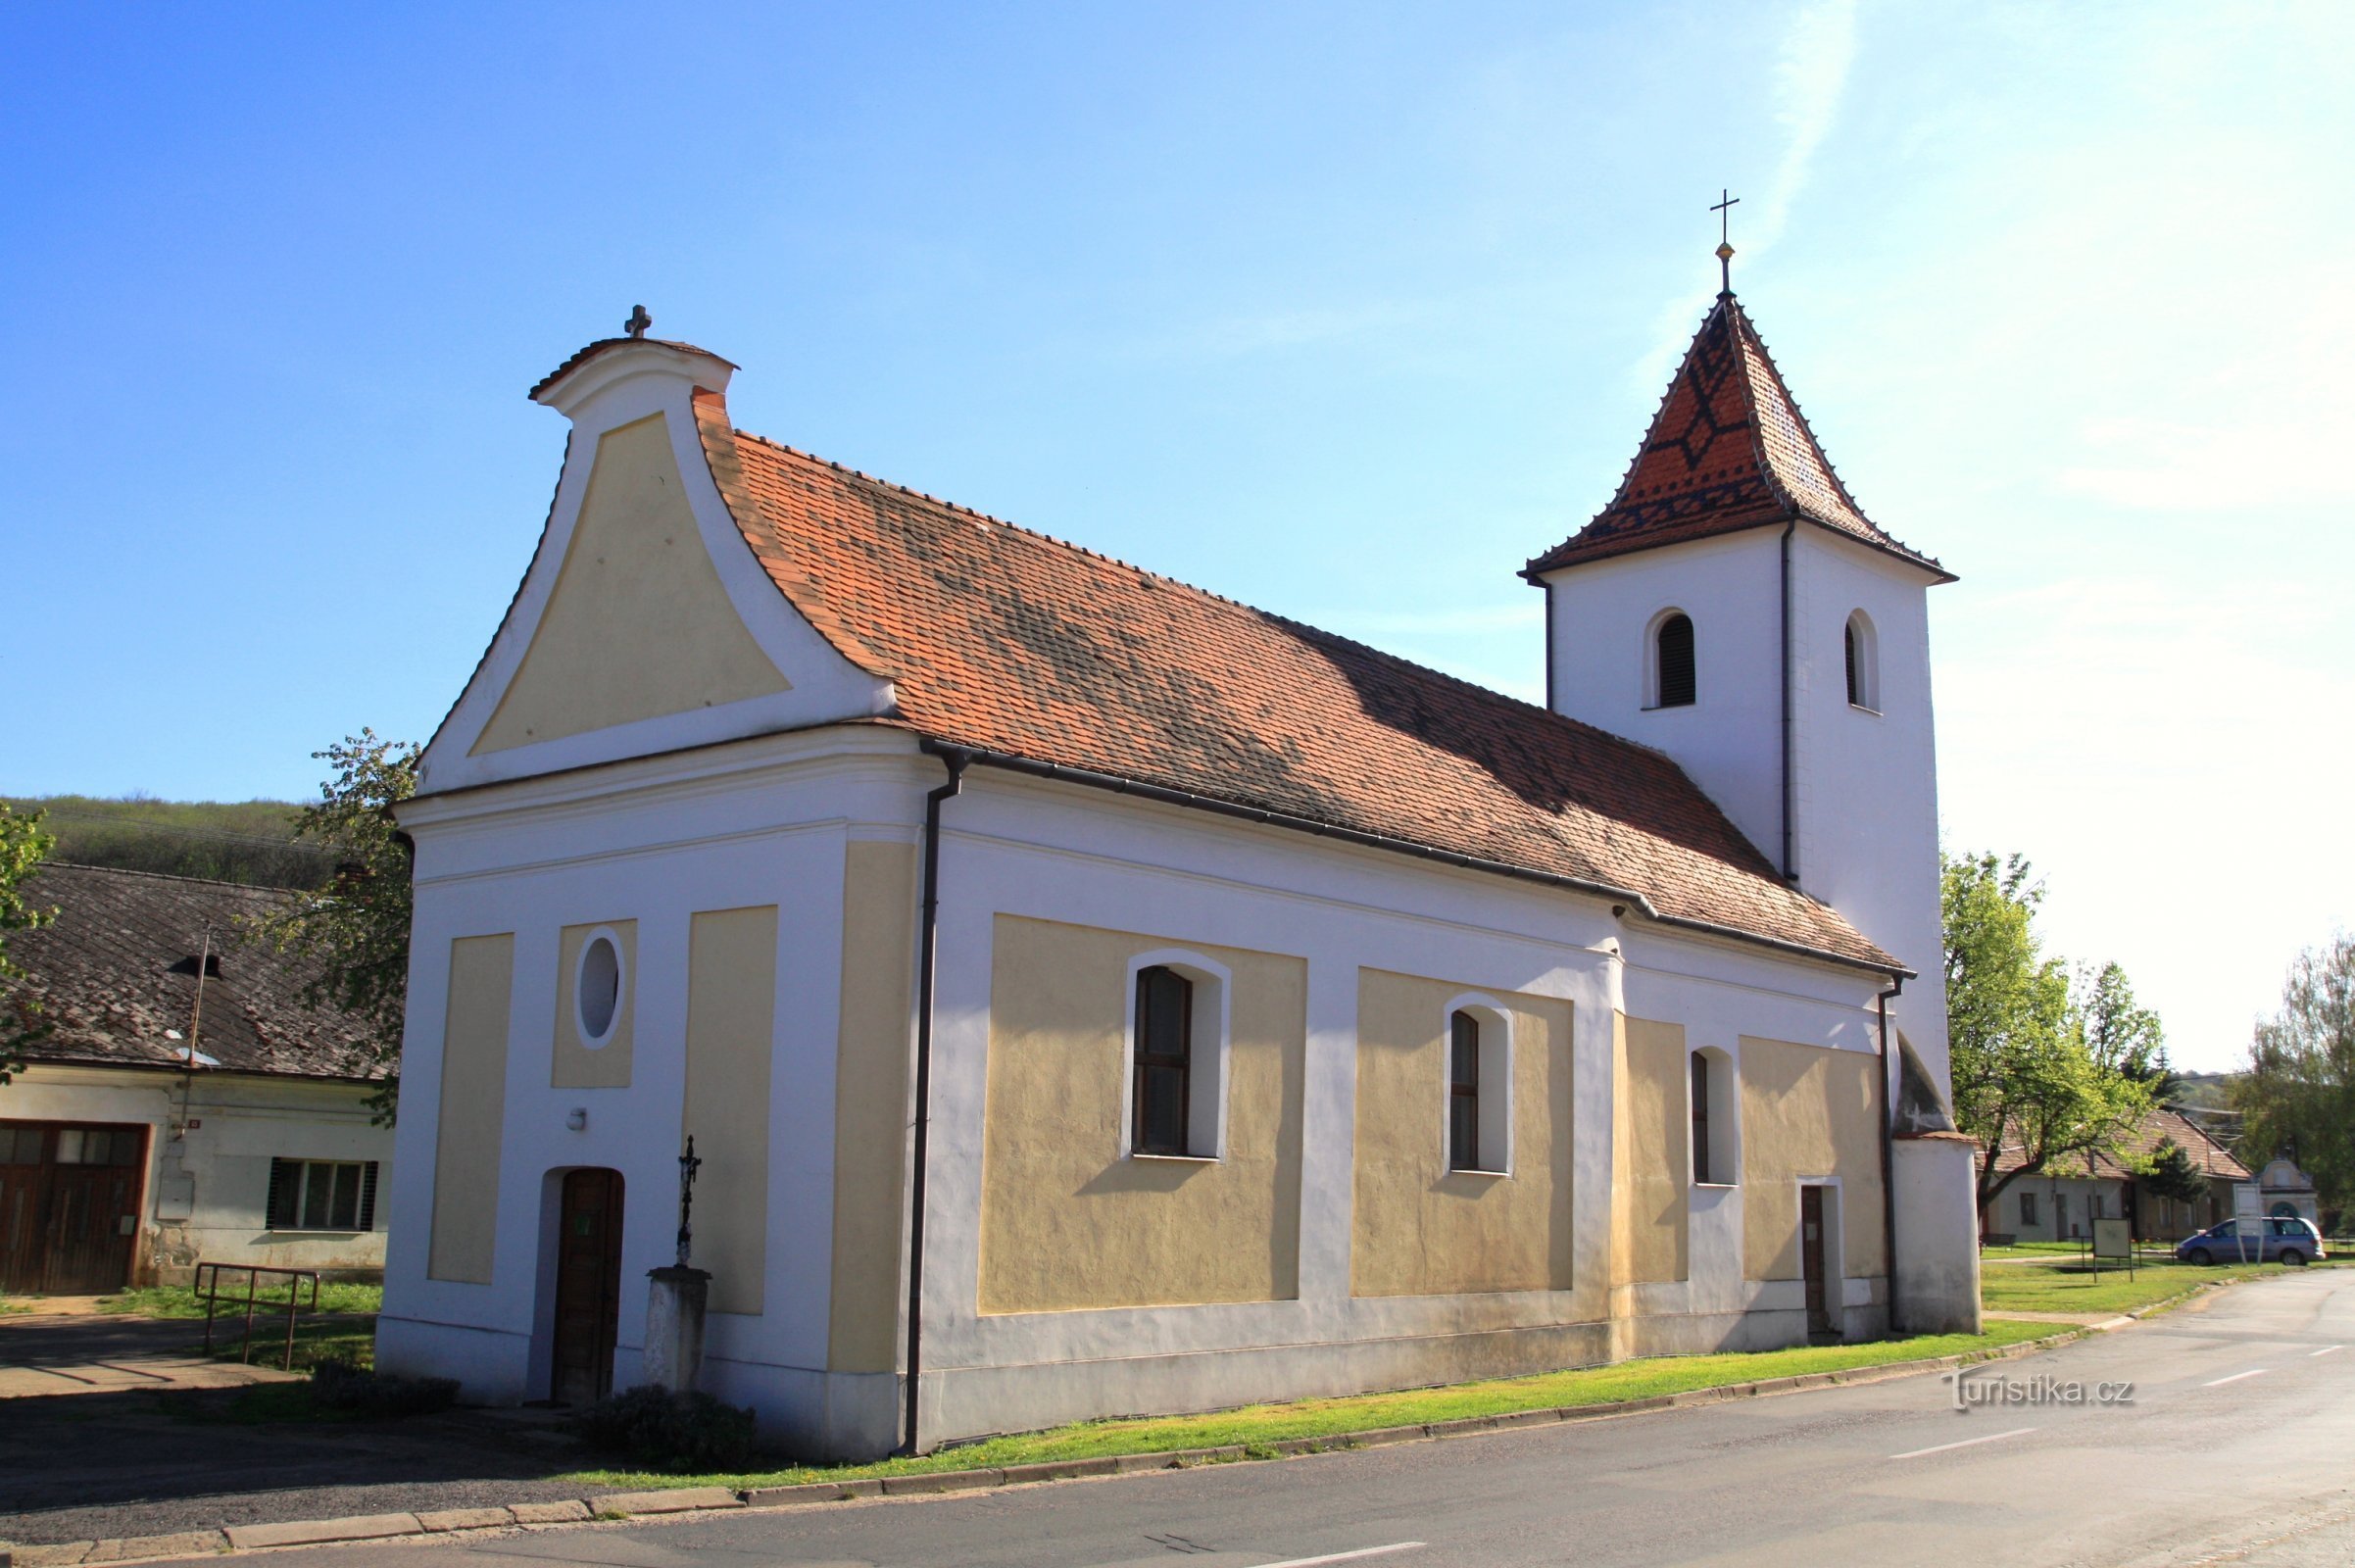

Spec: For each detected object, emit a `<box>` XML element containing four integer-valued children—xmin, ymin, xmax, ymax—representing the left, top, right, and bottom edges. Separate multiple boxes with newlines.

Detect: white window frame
<box><xmin>574</xmin><ymin>924</ymin><xmax>627</xmax><ymax>1050</ymax></box>
<box><xmin>1119</xmin><ymin>949</ymin><xmax>1232</xmax><ymax>1162</ymax></box>
<box><xmin>1440</xmin><ymin>993</ymin><xmax>1514</xmax><ymax>1177</ymax></box>
<box><xmin>1843</xmin><ymin>609</ymin><xmax>1881</xmax><ymax>713</ymax></box>
<box><xmin>268</xmin><ymin>1156</ymin><xmax>378</xmax><ymax>1233</ymax></box>
<box><xmin>1689</xmin><ymin>1045</ymin><xmax>1740</xmax><ymax>1189</ymax></box>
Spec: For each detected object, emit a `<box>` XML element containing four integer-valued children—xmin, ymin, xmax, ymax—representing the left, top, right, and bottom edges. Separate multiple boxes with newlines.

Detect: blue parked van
<box><xmin>2175</xmin><ymin>1217</ymin><xmax>2326</xmax><ymax>1266</ymax></box>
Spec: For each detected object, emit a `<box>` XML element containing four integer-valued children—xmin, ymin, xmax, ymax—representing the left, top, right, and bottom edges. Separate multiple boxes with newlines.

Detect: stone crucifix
<box><xmin>675</xmin><ymin>1135</ymin><xmax>703</xmax><ymax>1268</ymax></box>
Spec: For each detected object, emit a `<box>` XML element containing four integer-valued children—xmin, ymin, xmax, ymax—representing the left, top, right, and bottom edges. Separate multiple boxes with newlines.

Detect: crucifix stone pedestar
<box><xmin>644</xmin><ymin>1135</ymin><xmax>711</xmax><ymax>1394</ymax></box>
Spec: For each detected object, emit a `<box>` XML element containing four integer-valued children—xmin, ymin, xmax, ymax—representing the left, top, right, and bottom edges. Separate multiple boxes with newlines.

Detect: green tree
<box><xmin>2076</xmin><ymin>959</ymin><xmax>2177</xmax><ymax>1099</ymax></box>
<box><xmin>1943</xmin><ymin>851</ymin><xmax>2152</xmax><ymax>1212</ymax></box>
<box><xmin>0</xmin><ymin>803</ymin><xmax>59</xmax><ymax>1083</ymax></box>
<box><xmin>255</xmin><ymin>732</ymin><xmax>418</xmax><ymax>1120</ymax></box>
<box><xmin>2140</xmin><ymin>1139</ymin><xmax>2210</xmax><ymax>1208</ymax></box>
<box><xmin>2235</xmin><ymin>934</ymin><xmax>2355</xmax><ymax>1228</ymax></box>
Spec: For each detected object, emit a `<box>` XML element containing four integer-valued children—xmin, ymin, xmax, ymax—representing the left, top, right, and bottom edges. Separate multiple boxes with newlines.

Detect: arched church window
<box><xmin>1653</xmin><ymin>612</ymin><xmax>1695</xmax><ymax>709</ymax></box>
<box><xmin>1844</xmin><ymin>611</ymin><xmax>1879</xmax><ymax>711</ymax></box>
<box><xmin>1448</xmin><ymin>1009</ymin><xmax>1482</xmax><ymax>1171</ymax></box>
<box><xmin>1133</xmin><ymin>965</ymin><xmax>1194</xmax><ymax>1156</ymax></box>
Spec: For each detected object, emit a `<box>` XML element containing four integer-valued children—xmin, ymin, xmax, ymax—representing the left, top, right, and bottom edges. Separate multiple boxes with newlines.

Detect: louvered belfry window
<box><xmin>1656</xmin><ymin>613</ymin><xmax>1696</xmax><ymax>708</ymax></box>
<box><xmin>1133</xmin><ymin>966</ymin><xmax>1193</xmax><ymax>1156</ymax></box>
<box><xmin>1844</xmin><ymin>619</ymin><xmax>1861</xmax><ymax>707</ymax></box>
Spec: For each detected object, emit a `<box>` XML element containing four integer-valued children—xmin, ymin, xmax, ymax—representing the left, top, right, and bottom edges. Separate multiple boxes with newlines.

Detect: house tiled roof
<box><xmin>3</xmin><ymin>863</ymin><xmax>380</xmax><ymax>1081</ymax></box>
<box><xmin>687</xmin><ymin>393</ymin><xmax>1897</xmax><ymax>972</ymax></box>
<box><xmin>1985</xmin><ymin>1106</ymin><xmax>2251</xmax><ymax>1183</ymax></box>
<box><xmin>1524</xmin><ymin>295</ymin><xmax>1950</xmax><ymax>581</ymax></box>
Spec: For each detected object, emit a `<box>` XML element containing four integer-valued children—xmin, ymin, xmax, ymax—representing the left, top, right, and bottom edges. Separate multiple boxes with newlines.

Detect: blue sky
<box><xmin>4</xmin><ymin>2</ymin><xmax>2349</xmax><ymax>1069</ymax></box>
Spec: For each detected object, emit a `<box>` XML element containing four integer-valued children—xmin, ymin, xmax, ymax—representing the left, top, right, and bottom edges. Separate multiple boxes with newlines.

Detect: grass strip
<box><xmin>98</xmin><ymin>1282</ymin><xmax>384</xmax><ymax>1319</ymax></box>
<box><xmin>1979</xmin><ymin>1255</ymin><xmax>2347</xmax><ymax>1316</ymax></box>
<box><xmin>569</xmin><ymin>1319</ymin><xmax>2057</xmax><ymax>1491</ymax></box>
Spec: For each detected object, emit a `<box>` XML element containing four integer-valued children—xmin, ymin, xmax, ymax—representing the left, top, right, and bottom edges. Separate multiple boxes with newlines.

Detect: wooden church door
<box><xmin>552</xmin><ymin>1168</ymin><xmax>624</xmax><ymax>1404</ymax></box>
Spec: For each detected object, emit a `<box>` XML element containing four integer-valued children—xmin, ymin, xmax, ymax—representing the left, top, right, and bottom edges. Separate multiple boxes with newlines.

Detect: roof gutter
<box><xmin>1877</xmin><ymin>974</ymin><xmax>1902</xmax><ymax>1333</ymax></box>
<box><xmin>917</xmin><ymin>740</ymin><xmax>1909</xmax><ymax>984</ymax></box>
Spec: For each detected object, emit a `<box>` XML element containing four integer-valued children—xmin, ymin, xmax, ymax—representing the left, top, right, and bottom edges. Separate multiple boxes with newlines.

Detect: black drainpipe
<box><xmin>1543</xmin><ymin>577</ymin><xmax>1557</xmax><ymax>712</ymax></box>
<box><xmin>1779</xmin><ymin>518</ymin><xmax>1797</xmax><ymax>883</ymax></box>
<box><xmin>900</xmin><ymin>746</ymin><xmax>969</xmax><ymax>1456</ymax></box>
<box><xmin>1876</xmin><ymin>974</ymin><xmax>1903</xmax><ymax>1333</ymax></box>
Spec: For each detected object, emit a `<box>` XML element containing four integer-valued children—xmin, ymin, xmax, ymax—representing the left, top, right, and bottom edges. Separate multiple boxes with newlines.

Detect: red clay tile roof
<box><xmin>5</xmin><ymin>864</ymin><xmax>382</xmax><ymax>1081</ymax></box>
<box><xmin>1985</xmin><ymin>1107</ymin><xmax>2251</xmax><ymax>1183</ymax></box>
<box><xmin>689</xmin><ymin>393</ymin><xmax>1897</xmax><ymax>972</ymax></box>
<box><xmin>1525</xmin><ymin>295</ymin><xmax>1950</xmax><ymax>581</ymax></box>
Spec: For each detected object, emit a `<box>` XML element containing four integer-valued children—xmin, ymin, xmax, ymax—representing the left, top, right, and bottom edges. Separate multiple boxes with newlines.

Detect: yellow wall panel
<box><xmin>979</xmin><ymin>915</ymin><xmax>1306</xmax><ymax>1313</ymax></box>
<box><xmin>428</xmin><ymin>934</ymin><xmax>513</xmax><ymax>1284</ymax></box>
<box><xmin>1351</xmin><ymin>970</ymin><xmax>1574</xmax><ymax>1298</ymax></box>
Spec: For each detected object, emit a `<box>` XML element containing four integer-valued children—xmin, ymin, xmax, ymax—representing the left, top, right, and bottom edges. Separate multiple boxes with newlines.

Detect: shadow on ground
<box><xmin>0</xmin><ymin>1384</ymin><xmax>600</xmax><ymax>1545</ymax></box>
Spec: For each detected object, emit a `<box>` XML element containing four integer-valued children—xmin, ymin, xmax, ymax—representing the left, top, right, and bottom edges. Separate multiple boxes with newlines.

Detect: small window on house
<box><xmin>1654</xmin><ymin>612</ymin><xmax>1696</xmax><ymax>709</ymax></box>
<box><xmin>267</xmin><ymin>1158</ymin><xmax>379</xmax><ymax>1232</ymax></box>
<box><xmin>55</xmin><ymin>1128</ymin><xmax>140</xmax><ymax>1165</ymax></box>
<box><xmin>1448</xmin><ymin>1010</ymin><xmax>1482</xmax><ymax>1171</ymax></box>
<box><xmin>1132</xmin><ymin>965</ymin><xmax>1193</xmax><ymax>1156</ymax></box>
<box><xmin>1844</xmin><ymin>611</ymin><xmax>1879</xmax><ymax>710</ymax></box>
<box><xmin>2020</xmin><ymin>1191</ymin><xmax>2037</xmax><ymax>1227</ymax></box>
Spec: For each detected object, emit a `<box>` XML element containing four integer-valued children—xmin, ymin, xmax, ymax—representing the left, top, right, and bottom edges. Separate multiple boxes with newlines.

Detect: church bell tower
<box><xmin>1524</xmin><ymin>258</ymin><xmax>1975</xmax><ymax>1327</ymax></box>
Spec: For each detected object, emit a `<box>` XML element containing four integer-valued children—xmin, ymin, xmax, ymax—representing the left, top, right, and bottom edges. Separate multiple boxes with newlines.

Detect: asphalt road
<box><xmin>92</xmin><ymin>1270</ymin><xmax>2355</xmax><ymax>1567</ymax></box>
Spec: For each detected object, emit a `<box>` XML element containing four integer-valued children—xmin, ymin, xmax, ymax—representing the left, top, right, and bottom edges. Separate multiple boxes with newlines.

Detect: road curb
<box><xmin>2</xmin><ymin>1320</ymin><xmax>2114</xmax><ymax>1564</ymax></box>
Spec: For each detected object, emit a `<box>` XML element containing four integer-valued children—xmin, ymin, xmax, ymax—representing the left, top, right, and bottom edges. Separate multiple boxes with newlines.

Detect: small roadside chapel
<box><xmin>377</xmin><ymin>251</ymin><xmax>1981</xmax><ymax>1459</ymax></box>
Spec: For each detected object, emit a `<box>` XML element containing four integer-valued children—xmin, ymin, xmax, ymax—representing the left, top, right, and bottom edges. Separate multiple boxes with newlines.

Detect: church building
<box><xmin>376</xmin><ymin>273</ymin><xmax>1982</xmax><ymax>1459</ymax></box>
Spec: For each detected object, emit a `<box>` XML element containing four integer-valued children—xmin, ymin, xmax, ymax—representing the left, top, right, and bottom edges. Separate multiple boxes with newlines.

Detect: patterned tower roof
<box><xmin>1525</xmin><ymin>294</ymin><xmax>1951</xmax><ymax>581</ymax></box>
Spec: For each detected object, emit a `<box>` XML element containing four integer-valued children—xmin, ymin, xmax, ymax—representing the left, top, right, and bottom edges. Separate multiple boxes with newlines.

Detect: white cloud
<box><xmin>1755</xmin><ymin>0</ymin><xmax>1858</xmax><ymax>254</ymax></box>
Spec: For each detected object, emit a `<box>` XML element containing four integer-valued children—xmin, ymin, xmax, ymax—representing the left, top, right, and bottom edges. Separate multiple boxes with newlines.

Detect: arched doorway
<box><xmin>550</xmin><ymin>1168</ymin><xmax>623</xmax><ymax>1405</ymax></box>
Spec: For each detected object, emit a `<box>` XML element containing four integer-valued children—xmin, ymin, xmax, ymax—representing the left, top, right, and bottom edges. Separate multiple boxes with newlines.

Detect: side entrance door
<box><xmin>551</xmin><ymin>1168</ymin><xmax>624</xmax><ymax>1405</ymax></box>
<box><xmin>0</xmin><ymin>1122</ymin><xmax>147</xmax><ymax>1295</ymax></box>
<box><xmin>1800</xmin><ymin>1184</ymin><xmax>1836</xmax><ymax>1338</ymax></box>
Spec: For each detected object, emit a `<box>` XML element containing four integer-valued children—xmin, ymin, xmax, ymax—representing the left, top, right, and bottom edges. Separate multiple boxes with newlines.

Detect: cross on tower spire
<box><xmin>1710</xmin><ymin>189</ymin><xmax>1741</xmax><ymax>296</ymax></box>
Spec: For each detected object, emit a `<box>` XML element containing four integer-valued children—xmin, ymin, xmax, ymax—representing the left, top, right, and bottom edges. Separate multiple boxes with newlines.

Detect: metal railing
<box><xmin>194</xmin><ymin>1262</ymin><xmax>322</xmax><ymax>1371</ymax></box>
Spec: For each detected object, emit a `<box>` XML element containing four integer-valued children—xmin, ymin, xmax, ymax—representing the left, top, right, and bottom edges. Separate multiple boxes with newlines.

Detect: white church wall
<box><xmin>1789</xmin><ymin>527</ymin><xmax>1950</xmax><ymax>1086</ymax></box>
<box><xmin>378</xmin><ymin>726</ymin><xmax>926</xmax><ymax>1432</ymax></box>
<box><xmin>382</xmin><ymin>720</ymin><xmax>1911</xmax><ymax>1451</ymax></box>
<box><xmin>1541</xmin><ymin>528</ymin><xmax>1786</xmax><ymax>869</ymax></box>
<box><xmin>914</xmin><ymin>763</ymin><xmax>1896</xmax><ymax>1446</ymax></box>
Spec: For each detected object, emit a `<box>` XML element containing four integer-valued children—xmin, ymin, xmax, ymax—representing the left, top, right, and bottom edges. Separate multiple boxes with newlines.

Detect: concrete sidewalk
<box><xmin>0</xmin><ymin>1312</ymin><xmax>303</xmax><ymax>1398</ymax></box>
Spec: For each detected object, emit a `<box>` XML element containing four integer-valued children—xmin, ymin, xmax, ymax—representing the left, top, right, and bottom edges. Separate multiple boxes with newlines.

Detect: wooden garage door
<box><xmin>0</xmin><ymin>1121</ymin><xmax>148</xmax><ymax>1295</ymax></box>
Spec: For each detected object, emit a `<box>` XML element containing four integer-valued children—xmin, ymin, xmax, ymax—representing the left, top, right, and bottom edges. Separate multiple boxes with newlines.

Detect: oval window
<box><xmin>577</xmin><ymin>933</ymin><xmax>621</xmax><ymax>1046</ymax></box>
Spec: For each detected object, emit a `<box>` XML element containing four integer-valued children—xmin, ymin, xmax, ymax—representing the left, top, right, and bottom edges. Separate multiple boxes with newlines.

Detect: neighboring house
<box><xmin>378</xmin><ymin>278</ymin><xmax>1982</xmax><ymax>1461</ymax></box>
<box><xmin>1978</xmin><ymin>1107</ymin><xmax>2251</xmax><ymax>1243</ymax></box>
<box><xmin>1</xmin><ymin>863</ymin><xmax>393</xmax><ymax>1293</ymax></box>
